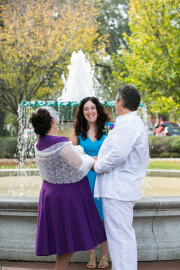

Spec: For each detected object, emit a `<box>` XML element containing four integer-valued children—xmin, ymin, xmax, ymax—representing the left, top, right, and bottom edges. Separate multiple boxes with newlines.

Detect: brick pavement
<box><xmin>1</xmin><ymin>261</ymin><xmax>180</xmax><ymax>270</ymax></box>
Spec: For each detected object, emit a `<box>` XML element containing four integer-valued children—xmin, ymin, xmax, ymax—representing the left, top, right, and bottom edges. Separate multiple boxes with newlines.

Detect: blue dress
<box><xmin>78</xmin><ymin>122</ymin><xmax>114</xmax><ymax>221</ymax></box>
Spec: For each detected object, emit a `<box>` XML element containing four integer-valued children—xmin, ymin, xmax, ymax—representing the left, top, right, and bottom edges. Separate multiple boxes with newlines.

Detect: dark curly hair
<box><xmin>117</xmin><ymin>85</ymin><xmax>141</xmax><ymax>111</ymax></box>
<box><xmin>74</xmin><ymin>97</ymin><xmax>113</xmax><ymax>140</ymax></box>
<box><xmin>29</xmin><ymin>108</ymin><xmax>52</xmax><ymax>137</ymax></box>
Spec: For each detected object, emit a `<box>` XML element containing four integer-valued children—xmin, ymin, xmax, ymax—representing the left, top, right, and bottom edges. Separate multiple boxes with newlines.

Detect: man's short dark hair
<box><xmin>117</xmin><ymin>85</ymin><xmax>141</xmax><ymax>111</ymax></box>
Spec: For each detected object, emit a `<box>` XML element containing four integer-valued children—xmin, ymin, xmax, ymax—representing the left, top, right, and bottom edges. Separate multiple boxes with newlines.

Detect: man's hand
<box><xmin>91</xmin><ymin>161</ymin><xmax>96</xmax><ymax>172</ymax></box>
<box><xmin>93</xmin><ymin>156</ymin><xmax>98</xmax><ymax>160</ymax></box>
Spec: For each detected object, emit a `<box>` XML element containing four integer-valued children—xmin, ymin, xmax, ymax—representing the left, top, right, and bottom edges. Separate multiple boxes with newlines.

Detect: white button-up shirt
<box><xmin>94</xmin><ymin>111</ymin><xmax>149</xmax><ymax>201</ymax></box>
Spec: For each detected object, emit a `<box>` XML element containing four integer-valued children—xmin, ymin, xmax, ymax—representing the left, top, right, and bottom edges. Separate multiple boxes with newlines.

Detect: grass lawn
<box><xmin>148</xmin><ymin>160</ymin><xmax>180</xmax><ymax>170</ymax></box>
<box><xmin>0</xmin><ymin>164</ymin><xmax>38</xmax><ymax>169</ymax></box>
<box><xmin>1</xmin><ymin>161</ymin><xmax>180</xmax><ymax>170</ymax></box>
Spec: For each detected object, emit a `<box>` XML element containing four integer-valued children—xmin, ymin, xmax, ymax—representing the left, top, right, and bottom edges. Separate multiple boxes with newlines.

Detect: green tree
<box><xmin>0</xmin><ymin>3</ymin><xmax>4</xmax><ymax>28</ymax></box>
<box><xmin>96</xmin><ymin>0</ymin><xmax>130</xmax><ymax>55</ymax></box>
<box><xmin>112</xmin><ymin>0</ymin><xmax>180</xmax><ymax>117</ymax></box>
<box><xmin>0</xmin><ymin>0</ymin><xmax>106</xmax><ymax>116</ymax></box>
<box><xmin>94</xmin><ymin>0</ymin><xmax>131</xmax><ymax>101</ymax></box>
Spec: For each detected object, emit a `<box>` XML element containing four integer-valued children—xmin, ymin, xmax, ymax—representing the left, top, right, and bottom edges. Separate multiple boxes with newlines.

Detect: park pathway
<box><xmin>1</xmin><ymin>261</ymin><xmax>180</xmax><ymax>270</ymax></box>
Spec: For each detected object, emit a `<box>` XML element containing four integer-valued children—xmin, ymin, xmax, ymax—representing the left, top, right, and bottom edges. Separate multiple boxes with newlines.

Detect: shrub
<box><xmin>0</xmin><ymin>136</ymin><xmax>37</xmax><ymax>160</ymax></box>
<box><xmin>149</xmin><ymin>136</ymin><xmax>180</xmax><ymax>158</ymax></box>
<box><xmin>0</xmin><ymin>137</ymin><xmax>17</xmax><ymax>158</ymax></box>
<box><xmin>1</xmin><ymin>135</ymin><xmax>180</xmax><ymax>159</ymax></box>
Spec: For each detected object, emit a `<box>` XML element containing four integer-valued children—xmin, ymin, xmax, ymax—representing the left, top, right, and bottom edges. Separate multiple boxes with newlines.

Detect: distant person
<box><xmin>92</xmin><ymin>86</ymin><xmax>149</xmax><ymax>270</ymax></box>
<box><xmin>30</xmin><ymin>106</ymin><xmax>106</xmax><ymax>270</ymax></box>
<box><xmin>71</xmin><ymin>97</ymin><xmax>114</xmax><ymax>269</ymax></box>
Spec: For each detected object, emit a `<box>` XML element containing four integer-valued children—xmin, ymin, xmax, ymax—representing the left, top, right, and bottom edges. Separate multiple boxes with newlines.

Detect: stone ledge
<box><xmin>0</xmin><ymin>196</ymin><xmax>38</xmax><ymax>210</ymax></box>
<box><xmin>147</xmin><ymin>169</ymin><xmax>180</xmax><ymax>177</ymax></box>
<box><xmin>1</xmin><ymin>196</ymin><xmax>180</xmax><ymax>211</ymax></box>
<box><xmin>0</xmin><ymin>169</ymin><xmax>39</xmax><ymax>177</ymax></box>
<box><xmin>0</xmin><ymin>196</ymin><xmax>180</xmax><ymax>262</ymax></box>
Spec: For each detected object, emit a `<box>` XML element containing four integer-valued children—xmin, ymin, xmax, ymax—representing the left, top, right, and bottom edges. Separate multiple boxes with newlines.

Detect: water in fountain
<box><xmin>6</xmin><ymin>106</ymin><xmax>41</xmax><ymax>197</ymax></box>
<box><xmin>58</xmin><ymin>50</ymin><xmax>100</xmax><ymax>102</ymax></box>
<box><xmin>137</xmin><ymin>105</ymin><xmax>155</xmax><ymax>195</ymax></box>
<box><xmin>57</xmin><ymin>50</ymin><xmax>110</xmax><ymax>138</ymax></box>
<box><xmin>56</xmin><ymin>50</ymin><xmax>103</xmax><ymax>136</ymax></box>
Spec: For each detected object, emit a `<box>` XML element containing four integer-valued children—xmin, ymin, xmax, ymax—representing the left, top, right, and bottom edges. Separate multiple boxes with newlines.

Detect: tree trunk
<box><xmin>0</xmin><ymin>109</ymin><xmax>6</xmax><ymax>136</ymax></box>
<box><xmin>159</xmin><ymin>114</ymin><xmax>169</xmax><ymax>121</ymax></box>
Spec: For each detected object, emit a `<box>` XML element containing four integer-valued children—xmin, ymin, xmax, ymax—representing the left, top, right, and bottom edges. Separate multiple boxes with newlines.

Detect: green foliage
<box><xmin>4</xmin><ymin>113</ymin><xmax>18</xmax><ymax>136</ymax></box>
<box><xmin>102</xmin><ymin>127</ymin><xmax>114</xmax><ymax>134</ymax></box>
<box><xmin>0</xmin><ymin>164</ymin><xmax>37</xmax><ymax>169</ymax></box>
<box><xmin>0</xmin><ymin>3</ymin><xmax>4</xmax><ymax>28</ymax></box>
<box><xmin>2</xmin><ymin>135</ymin><xmax>180</xmax><ymax>159</ymax></box>
<box><xmin>2</xmin><ymin>128</ymin><xmax>12</xmax><ymax>137</ymax></box>
<box><xmin>0</xmin><ymin>0</ymin><xmax>107</xmax><ymax>116</ymax></box>
<box><xmin>150</xmin><ymin>136</ymin><xmax>180</xmax><ymax>158</ymax></box>
<box><xmin>0</xmin><ymin>137</ymin><xmax>17</xmax><ymax>158</ymax></box>
<box><xmin>95</xmin><ymin>59</ymin><xmax>119</xmax><ymax>101</ymax></box>
<box><xmin>96</xmin><ymin>0</ymin><xmax>130</xmax><ymax>54</ymax></box>
<box><xmin>0</xmin><ymin>136</ymin><xmax>37</xmax><ymax>159</ymax></box>
<box><xmin>94</xmin><ymin>0</ymin><xmax>130</xmax><ymax>99</ymax></box>
<box><xmin>113</xmin><ymin>0</ymin><xmax>180</xmax><ymax>118</ymax></box>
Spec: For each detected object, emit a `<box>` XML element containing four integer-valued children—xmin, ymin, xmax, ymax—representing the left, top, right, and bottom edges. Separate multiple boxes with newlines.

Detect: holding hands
<box><xmin>91</xmin><ymin>156</ymin><xmax>97</xmax><ymax>172</ymax></box>
<box><xmin>91</xmin><ymin>161</ymin><xmax>96</xmax><ymax>172</ymax></box>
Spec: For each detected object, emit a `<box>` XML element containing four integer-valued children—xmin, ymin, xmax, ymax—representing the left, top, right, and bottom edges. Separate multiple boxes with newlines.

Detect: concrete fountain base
<box><xmin>0</xmin><ymin>196</ymin><xmax>180</xmax><ymax>262</ymax></box>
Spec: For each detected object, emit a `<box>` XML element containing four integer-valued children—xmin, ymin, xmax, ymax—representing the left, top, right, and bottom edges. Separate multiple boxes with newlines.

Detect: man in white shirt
<box><xmin>92</xmin><ymin>85</ymin><xmax>149</xmax><ymax>270</ymax></box>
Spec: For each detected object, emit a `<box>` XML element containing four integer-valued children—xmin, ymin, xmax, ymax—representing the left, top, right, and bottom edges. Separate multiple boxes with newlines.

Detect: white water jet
<box><xmin>59</xmin><ymin>50</ymin><xmax>100</xmax><ymax>102</ymax></box>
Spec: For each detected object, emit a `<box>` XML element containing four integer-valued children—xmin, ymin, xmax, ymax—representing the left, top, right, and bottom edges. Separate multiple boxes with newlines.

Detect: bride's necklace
<box><xmin>46</xmin><ymin>134</ymin><xmax>56</xmax><ymax>136</ymax></box>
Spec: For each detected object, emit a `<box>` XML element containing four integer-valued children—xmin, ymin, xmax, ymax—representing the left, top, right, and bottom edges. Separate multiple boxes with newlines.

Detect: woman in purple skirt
<box><xmin>29</xmin><ymin>106</ymin><xmax>106</xmax><ymax>270</ymax></box>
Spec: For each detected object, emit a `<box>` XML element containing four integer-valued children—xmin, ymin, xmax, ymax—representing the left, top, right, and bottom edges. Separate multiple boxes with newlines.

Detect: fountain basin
<box><xmin>0</xmin><ymin>196</ymin><xmax>180</xmax><ymax>262</ymax></box>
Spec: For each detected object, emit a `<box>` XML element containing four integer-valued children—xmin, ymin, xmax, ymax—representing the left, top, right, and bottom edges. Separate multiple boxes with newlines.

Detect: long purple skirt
<box><xmin>35</xmin><ymin>177</ymin><xmax>106</xmax><ymax>256</ymax></box>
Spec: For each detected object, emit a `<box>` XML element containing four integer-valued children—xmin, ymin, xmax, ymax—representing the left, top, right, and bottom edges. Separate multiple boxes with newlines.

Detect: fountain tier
<box><xmin>19</xmin><ymin>100</ymin><xmax>146</xmax><ymax>121</ymax></box>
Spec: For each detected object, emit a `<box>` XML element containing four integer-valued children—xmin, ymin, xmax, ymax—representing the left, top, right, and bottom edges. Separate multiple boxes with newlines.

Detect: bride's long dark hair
<box><xmin>73</xmin><ymin>97</ymin><xmax>113</xmax><ymax>140</ymax></box>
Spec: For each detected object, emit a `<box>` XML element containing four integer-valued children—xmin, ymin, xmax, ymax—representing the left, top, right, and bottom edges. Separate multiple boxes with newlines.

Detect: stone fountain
<box><xmin>0</xmin><ymin>51</ymin><xmax>180</xmax><ymax>263</ymax></box>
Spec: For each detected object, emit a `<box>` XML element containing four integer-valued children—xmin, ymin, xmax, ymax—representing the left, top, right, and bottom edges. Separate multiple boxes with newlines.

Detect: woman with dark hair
<box><xmin>29</xmin><ymin>106</ymin><xmax>106</xmax><ymax>270</ymax></box>
<box><xmin>71</xmin><ymin>97</ymin><xmax>114</xmax><ymax>269</ymax></box>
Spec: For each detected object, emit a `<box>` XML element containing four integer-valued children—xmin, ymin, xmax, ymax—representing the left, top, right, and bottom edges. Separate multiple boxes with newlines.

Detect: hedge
<box><xmin>1</xmin><ymin>136</ymin><xmax>180</xmax><ymax>159</ymax></box>
<box><xmin>0</xmin><ymin>137</ymin><xmax>17</xmax><ymax>158</ymax></box>
<box><xmin>149</xmin><ymin>136</ymin><xmax>180</xmax><ymax>158</ymax></box>
<box><xmin>0</xmin><ymin>137</ymin><xmax>37</xmax><ymax>159</ymax></box>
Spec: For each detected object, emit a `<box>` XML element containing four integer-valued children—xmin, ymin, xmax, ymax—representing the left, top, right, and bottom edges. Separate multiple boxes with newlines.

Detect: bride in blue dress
<box><xmin>71</xmin><ymin>97</ymin><xmax>114</xmax><ymax>269</ymax></box>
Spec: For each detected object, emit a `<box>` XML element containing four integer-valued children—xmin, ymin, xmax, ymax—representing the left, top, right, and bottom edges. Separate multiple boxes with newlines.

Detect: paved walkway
<box><xmin>1</xmin><ymin>261</ymin><xmax>180</xmax><ymax>270</ymax></box>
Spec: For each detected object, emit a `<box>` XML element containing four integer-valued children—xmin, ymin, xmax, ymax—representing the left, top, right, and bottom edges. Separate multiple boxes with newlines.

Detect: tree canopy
<box><xmin>0</xmin><ymin>3</ymin><xmax>4</xmax><ymax>28</ymax></box>
<box><xmin>112</xmin><ymin>0</ymin><xmax>180</xmax><ymax>117</ymax></box>
<box><xmin>92</xmin><ymin>0</ymin><xmax>131</xmax><ymax>101</ymax></box>
<box><xmin>0</xmin><ymin>0</ymin><xmax>107</xmax><ymax>115</ymax></box>
<box><xmin>96</xmin><ymin>0</ymin><xmax>130</xmax><ymax>55</ymax></box>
